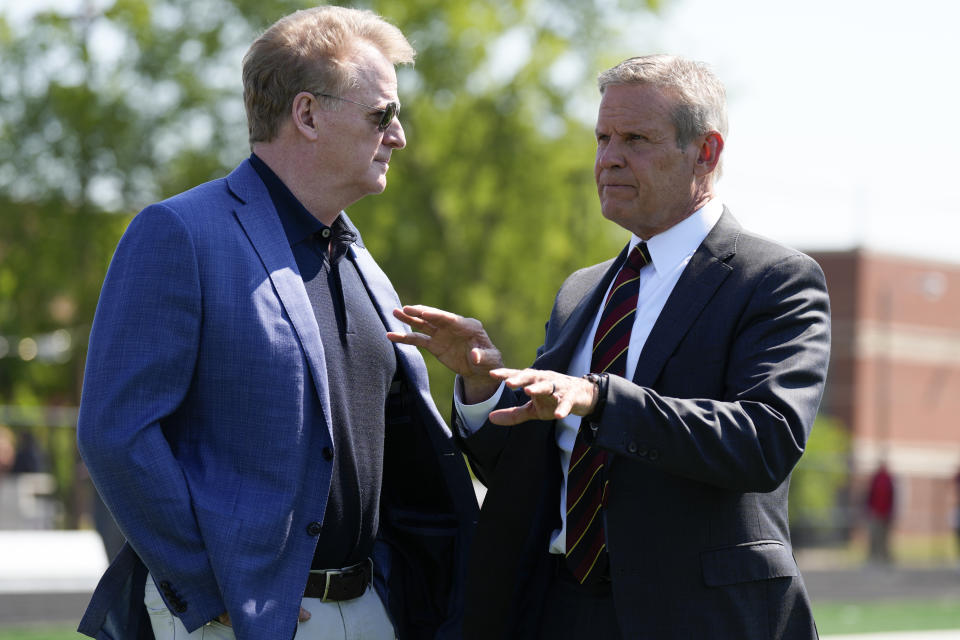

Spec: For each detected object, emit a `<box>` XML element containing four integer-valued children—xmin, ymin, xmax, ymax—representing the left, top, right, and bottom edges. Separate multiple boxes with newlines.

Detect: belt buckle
<box><xmin>309</xmin><ymin>559</ymin><xmax>371</xmax><ymax>602</ymax></box>
<box><xmin>320</xmin><ymin>567</ymin><xmax>344</xmax><ymax>602</ymax></box>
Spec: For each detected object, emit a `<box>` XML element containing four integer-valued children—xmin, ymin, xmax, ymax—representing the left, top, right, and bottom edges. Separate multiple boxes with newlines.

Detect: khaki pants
<box><xmin>144</xmin><ymin>572</ymin><xmax>396</xmax><ymax>640</ymax></box>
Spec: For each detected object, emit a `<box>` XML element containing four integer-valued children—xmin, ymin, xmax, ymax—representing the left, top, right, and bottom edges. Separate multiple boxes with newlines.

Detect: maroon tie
<box><xmin>565</xmin><ymin>243</ymin><xmax>649</xmax><ymax>584</ymax></box>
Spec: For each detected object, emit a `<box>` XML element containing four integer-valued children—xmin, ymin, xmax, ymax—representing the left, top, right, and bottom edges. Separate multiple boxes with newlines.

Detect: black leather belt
<box><xmin>303</xmin><ymin>560</ymin><xmax>372</xmax><ymax>601</ymax></box>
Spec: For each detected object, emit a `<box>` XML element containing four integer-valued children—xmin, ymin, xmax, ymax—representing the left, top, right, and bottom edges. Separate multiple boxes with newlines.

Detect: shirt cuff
<box><xmin>453</xmin><ymin>375</ymin><xmax>505</xmax><ymax>435</ymax></box>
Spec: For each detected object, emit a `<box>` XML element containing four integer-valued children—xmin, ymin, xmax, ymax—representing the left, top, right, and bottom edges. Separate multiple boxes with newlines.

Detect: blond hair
<box><xmin>242</xmin><ymin>6</ymin><xmax>415</xmax><ymax>145</ymax></box>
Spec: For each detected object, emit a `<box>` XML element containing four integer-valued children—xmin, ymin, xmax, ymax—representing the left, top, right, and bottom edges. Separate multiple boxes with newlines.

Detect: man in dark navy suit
<box><xmin>390</xmin><ymin>54</ymin><xmax>830</xmax><ymax>639</ymax></box>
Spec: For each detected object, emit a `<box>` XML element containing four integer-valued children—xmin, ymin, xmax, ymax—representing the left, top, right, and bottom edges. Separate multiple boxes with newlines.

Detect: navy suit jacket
<box><xmin>77</xmin><ymin>159</ymin><xmax>478</xmax><ymax>639</ymax></box>
<box><xmin>458</xmin><ymin>210</ymin><xmax>830</xmax><ymax>639</ymax></box>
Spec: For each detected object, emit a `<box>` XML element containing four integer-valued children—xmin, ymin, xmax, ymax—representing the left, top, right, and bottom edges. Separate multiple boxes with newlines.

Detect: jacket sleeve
<box><xmin>591</xmin><ymin>253</ymin><xmax>831</xmax><ymax>492</ymax></box>
<box><xmin>77</xmin><ymin>203</ymin><xmax>224</xmax><ymax>630</ymax></box>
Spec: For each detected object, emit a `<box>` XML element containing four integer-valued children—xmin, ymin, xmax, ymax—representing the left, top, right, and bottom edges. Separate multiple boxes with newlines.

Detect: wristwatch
<box><xmin>581</xmin><ymin>372</ymin><xmax>609</xmax><ymax>427</ymax></box>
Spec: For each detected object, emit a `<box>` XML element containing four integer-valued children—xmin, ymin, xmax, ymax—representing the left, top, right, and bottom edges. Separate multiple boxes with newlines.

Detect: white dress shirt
<box><xmin>455</xmin><ymin>198</ymin><xmax>724</xmax><ymax>553</ymax></box>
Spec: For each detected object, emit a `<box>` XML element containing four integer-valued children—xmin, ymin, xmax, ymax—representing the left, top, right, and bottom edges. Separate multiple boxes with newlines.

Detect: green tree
<box><xmin>789</xmin><ymin>415</ymin><xmax>851</xmax><ymax>546</ymax></box>
<box><xmin>0</xmin><ymin>0</ymin><xmax>661</xmax><ymax>523</ymax></box>
<box><xmin>353</xmin><ymin>0</ymin><xmax>662</xmax><ymax>402</ymax></box>
<box><xmin>1</xmin><ymin>0</ymin><xmax>660</xmax><ymax>408</ymax></box>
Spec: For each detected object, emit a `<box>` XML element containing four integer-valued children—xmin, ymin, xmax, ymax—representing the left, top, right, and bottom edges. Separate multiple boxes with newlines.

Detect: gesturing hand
<box><xmin>387</xmin><ymin>305</ymin><xmax>504</xmax><ymax>403</ymax></box>
<box><xmin>487</xmin><ymin>368</ymin><xmax>599</xmax><ymax>426</ymax></box>
<box><xmin>214</xmin><ymin>607</ymin><xmax>311</xmax><ymax>628</ymax></box>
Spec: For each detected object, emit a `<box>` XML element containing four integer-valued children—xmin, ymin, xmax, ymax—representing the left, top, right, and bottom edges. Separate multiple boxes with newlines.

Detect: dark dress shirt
<box><xmin>250</xmin><ymin>153</ymin><xmax>396</xmax><ymax>570</ymax></box>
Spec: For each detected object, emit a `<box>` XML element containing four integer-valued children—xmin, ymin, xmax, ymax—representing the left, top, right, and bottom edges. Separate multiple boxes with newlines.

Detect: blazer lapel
<box><xmin>632</xmin><ymin>209</ymin><xmax>740</xmax><ymax>387</ymax></box>
<box><xmin>533</xmin><ymin>246</ymin><xmax>628</xmax><ymax>373</ymax></box>
<box><xmin>344</xmin><ymin>218</ymin><xmax>454</xmax><ymax>438</ymax></box>
<box><xmin>226</xmin><ymin>160</ymin><xmax>334</xmax><ymax>437</ymax></box>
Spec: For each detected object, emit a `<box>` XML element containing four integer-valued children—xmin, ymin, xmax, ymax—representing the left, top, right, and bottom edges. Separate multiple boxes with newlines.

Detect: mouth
<box><xmin>600</xmin><ymin>184</ymin><xmax>635</xmax><ymax>193</ymax></box>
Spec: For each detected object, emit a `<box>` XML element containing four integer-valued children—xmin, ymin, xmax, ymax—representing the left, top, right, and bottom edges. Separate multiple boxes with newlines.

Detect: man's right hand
<box><xmin>214</xmin><ymin>607</ymin><xmax>311</xmax><ymax>627</ymax></box>
<box><xmin>388</xmin><ymin>305</ymin><xmax>504</xmax><ymax>404</ymax></box>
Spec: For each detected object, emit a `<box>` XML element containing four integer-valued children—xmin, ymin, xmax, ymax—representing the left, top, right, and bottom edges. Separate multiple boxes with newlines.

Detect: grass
<box><xmin>813</xmin><ymin>598</ymin><xmax>960</xmax><ymax>635</ymax></box>
<box><xmin>0</xmin><ymin>630</ymin><xmax>81</xmax><ymax>640</ymax></box>
<box><xmin>4</xmin><ymin>597</ymin><xmax>959</xmax><ymax>639</ymax></box>
<box><xmin>4</xmin><ymin>601</ymin><xmax>960</xmax><ymax>639</ymax></box>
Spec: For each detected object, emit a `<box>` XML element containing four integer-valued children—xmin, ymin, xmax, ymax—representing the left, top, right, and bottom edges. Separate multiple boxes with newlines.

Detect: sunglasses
<box><xmin>312</xmin><ymin>92</ymin><xmax>400</xmax><ymax>132</ymax></box>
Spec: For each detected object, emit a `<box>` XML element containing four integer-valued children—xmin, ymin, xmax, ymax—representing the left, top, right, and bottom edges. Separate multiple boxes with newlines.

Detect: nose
<box><xmin>596</xmin><ymin>139</ymin><xmax>624</xmax><ymax>170</ymax></box>
<box><xmin>383</xmin><ymin>118</ymin><xmax>405</xmax><ymax>150</ymax></box>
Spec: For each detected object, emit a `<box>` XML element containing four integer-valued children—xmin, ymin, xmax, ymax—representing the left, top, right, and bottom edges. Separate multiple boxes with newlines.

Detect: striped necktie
<box><xmin>565</xmin><ymin>242</ymin><xmax>650</xmax><ymax>584</ymax></box>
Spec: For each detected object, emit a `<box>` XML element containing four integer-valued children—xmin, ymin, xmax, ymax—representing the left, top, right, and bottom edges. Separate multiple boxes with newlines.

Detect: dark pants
<box><xmin>538</xmin><ymin>557</ymin><xmax>621</xmax><ymax>640</ymax></box>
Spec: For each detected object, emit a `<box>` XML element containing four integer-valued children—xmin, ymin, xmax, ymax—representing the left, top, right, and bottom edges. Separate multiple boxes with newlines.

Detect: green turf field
<box><xmin>813</xmin><ymin>598</ymin><xmax>960</xmax><ymax>635</ymax></box>
<box><xmin>0</xmin><ymin>630</ymin><xmax>80</xmax><ymax>640</ymax></box>
<box><xmin>2</xmin><ymin>599</ymin><xmax>960</xmax><ymax>639</ymax></box>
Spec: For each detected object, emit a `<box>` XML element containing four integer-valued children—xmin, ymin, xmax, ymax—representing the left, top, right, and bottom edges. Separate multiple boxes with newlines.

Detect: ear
<box><xmin>291</xmin><ymin>91</ymin><xmax>322</xmax><ymax>141</ymax></box>
<box><xmin>694</xmin><ymin>131</ymin><xmax>724</xmax><ymax>176</ymax></box>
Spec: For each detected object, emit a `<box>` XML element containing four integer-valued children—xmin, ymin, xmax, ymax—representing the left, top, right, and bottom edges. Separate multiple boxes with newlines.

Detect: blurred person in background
<box><xmin>11</xmin><ymin>431</ymin><xmax>47</xmax><ymax>474</ymax></box>
<box><xmin>953</xmin><ymin>465</ymin><xmax>960</xmax><ymax>562</ymax></box>
<box><xmin>76</xmin><ymin>6</ymin><xmax>477</xmax><ymax>639</ymax></box>
<box><xmin>390</xmin><ymin>54</ymin><xmax>830</xmax><ymax>639</ymax></box>
<box><xmin>0</xmin><ymin>425</ymin><xmax>14</xmax><ymax>476</ymax></box>
<box><xmin>865</xmin><ymin>462</ymin><xmax>895</xmax><ymax>564</ymax></box>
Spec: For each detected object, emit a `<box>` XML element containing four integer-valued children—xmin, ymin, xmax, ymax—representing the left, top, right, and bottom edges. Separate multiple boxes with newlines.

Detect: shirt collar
<box><xmin>249</xmin><ymin>153</ymin><xmax>328</xmax><ymax>247</ymax></box>
<box><xmin>629</xmin><ymin>198</ymin><xmax>724</xmax><ymax>274</ymax></box>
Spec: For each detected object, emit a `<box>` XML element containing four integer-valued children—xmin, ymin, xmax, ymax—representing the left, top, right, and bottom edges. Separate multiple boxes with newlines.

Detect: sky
<box><xmin>631</xmin><ymin>0</ymin><xmax>959</xmax><ymax>263</ymax></box>
<box><xmin>6</xmin><ymin>0</ymin><xmax>958</xmax><ymax>263</ymax></box>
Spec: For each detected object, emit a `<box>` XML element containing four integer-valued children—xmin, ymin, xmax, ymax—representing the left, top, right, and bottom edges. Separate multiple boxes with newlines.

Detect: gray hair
<box><xmin>598</xmin><ymin>55</ymin><xmax>727</xmax><ymax>151</ymax></box>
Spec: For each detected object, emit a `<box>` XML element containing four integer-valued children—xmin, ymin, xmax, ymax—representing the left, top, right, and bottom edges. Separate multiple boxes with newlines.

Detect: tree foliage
<box><xmin>0</xmin><ymin>0</ymin><xmax>660</xmax><ymax>410</ymax></box>
<box><xmin>789</xmin><ymin>415</ymin><xmax>852</xmax><ymax>545</ymax></box>
<box><xmin>2</xmin><ymin>2</ymin><xmax>845</xmax><ymax>545</ymax></box>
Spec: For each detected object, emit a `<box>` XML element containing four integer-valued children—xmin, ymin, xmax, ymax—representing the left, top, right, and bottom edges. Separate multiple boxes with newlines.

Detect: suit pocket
<box><xmin>700</xmin><ymin>540</ymin><xmax>798</xmax><ymax>587</ymax></box>
<box><xmin>143</xmin><ymin>574</ymin><xmax>168</xmax><ymax>614</ymax></box>
<box><xmin>378</xmin><ymin>507</ymin><xmax>459</xmax><ymax>636</ymax></box>
<box><xmin>201</xmin><ymin>620</ymin><xmax>237</xmax><ymax>639</ymax></box>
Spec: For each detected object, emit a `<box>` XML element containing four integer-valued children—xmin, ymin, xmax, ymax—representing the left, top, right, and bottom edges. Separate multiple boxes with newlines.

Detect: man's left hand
<box><xmin>487</xmin><ymin>368</ymin><xmax>598</xmax><ymax>425</ymax></box>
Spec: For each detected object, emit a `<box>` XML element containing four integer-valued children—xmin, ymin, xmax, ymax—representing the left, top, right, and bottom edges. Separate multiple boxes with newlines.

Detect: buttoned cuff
<box><xmin>453</xmin><ymin>375</ymin><xmax>505</xmax><ymax>436</ymax></box>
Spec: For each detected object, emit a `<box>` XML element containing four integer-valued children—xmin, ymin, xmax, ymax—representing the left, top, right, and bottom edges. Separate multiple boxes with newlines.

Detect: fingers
<box><xmin>487</xmin><ymin>368</ymin><xmax>601</xmax><ymax>425</ymax></box>
<box><xmin>386</xmin><ymin>330</ymin><xmax>430</xmax><ymax>346</ymax></box>
<box><xmin>490</xmin><ymin>368</ymin><xmax>553</xmax><ymax>396</ymax></box>
<box><xmin>393</xmin><ymin>305</ymin><xmax>461</xmax><ymax>329</ymax></box>
<box><xmin>390</xmin><ymin>306</ymin><xmax>468</xmax><ymax>343</ymax></box>
<box><xmin>471</xmin><ymin>347</ymin><xmax>505</xmax><ymax>369</ymax></box>
<box><xmin>392</xmin><ymin>306</ymin><xmax>430</xmax><ymax>330</ymax></box>
<box><xmin>489</xmin><ymin>368</ymin><xmax>572</xmax><ymax>423</ymax></box>
<box><xmin>488</xmin><ymin>399</ymin><xmax>570</xmax><ymax>425</ymax></box>
<box><xmin>489</xmin><ymin>404</ymin><xmax>540</xmax><ymax>426</ymax></box>
<box><xmin>298</xmin><ymin>606</ymin><xmax>312</xmax><ymax>622</ymax></box>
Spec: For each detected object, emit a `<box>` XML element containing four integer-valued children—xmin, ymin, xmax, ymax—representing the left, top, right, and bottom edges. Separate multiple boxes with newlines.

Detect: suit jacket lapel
<box><xmin>226</xmin><ymin>160</ymin><xmax>334</xmax><ymax>437</ymax></box>
<box><xmin>344</xmin><ymin>218</ymin><xmax>454</xmax><ymax>438</ymax></box>
<box><xmin>632</xmin><ymin>208</ymin><xmax>739</xmax><ymax>387</ymax></box>
<box><xmin>533</xmin><ymin>246</ymin><xmax>629</xmax><ymax>373</ymax></box>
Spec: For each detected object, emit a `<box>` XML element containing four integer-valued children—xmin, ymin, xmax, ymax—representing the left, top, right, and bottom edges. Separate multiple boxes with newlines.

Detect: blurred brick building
<box><xmin>810</xmin><ymin>249</ymin><xmax>960</xmax><ymax>540</ymax></box>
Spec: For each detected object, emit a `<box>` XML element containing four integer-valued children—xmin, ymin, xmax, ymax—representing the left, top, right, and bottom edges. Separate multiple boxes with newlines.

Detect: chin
<box><xmin>599</xmin><ymin>205</ymin><xmax>625</xmax><ymax>224</ymax></box>
<box><xmin>600</xmin><ymin>207</ymin><xmax>639</xmax><ymax>234</ymax></box>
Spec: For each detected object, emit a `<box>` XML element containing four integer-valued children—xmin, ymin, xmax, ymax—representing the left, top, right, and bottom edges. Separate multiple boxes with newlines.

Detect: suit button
<box><xmin>627</xmin><ymin>442</ymin><xmax>638</xmax><ymax>454</ymax></box>
<box><xmin>306</xmin><ymin>521</ymin><xmax>323</xmax><ymax>536</ymax></box>
<box><xmin>648</xmin><ymin>449</ymin><xmax>660</xmax><ymax>461</ymax></box>
<box><xmin>322</xmin><ymin>447</ymin><xmax>333</xmax><ymax>461</ymax></box>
